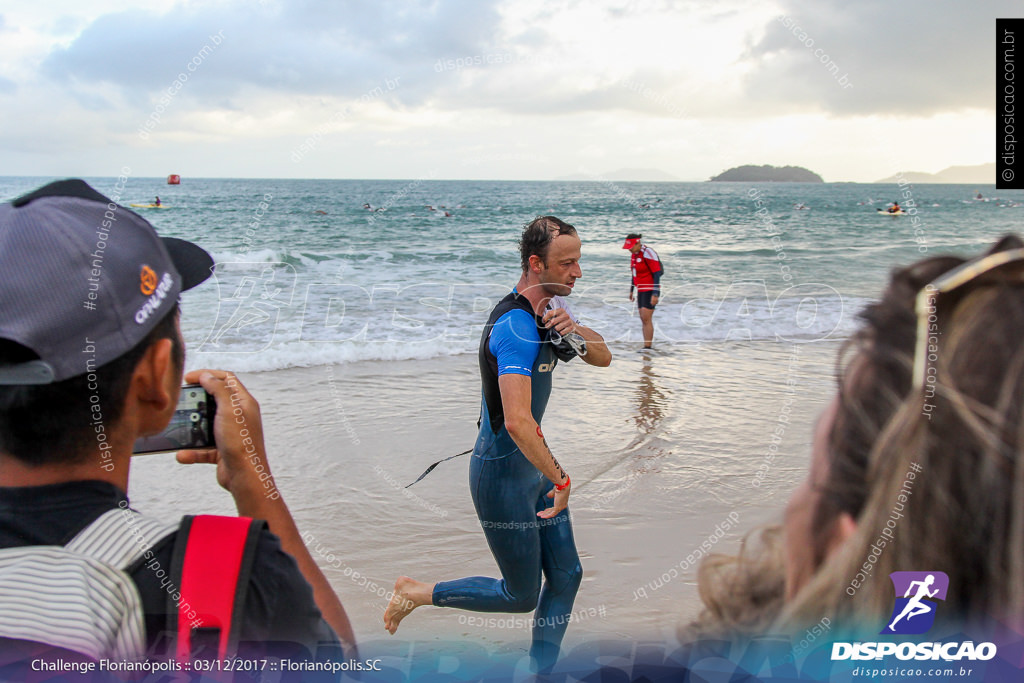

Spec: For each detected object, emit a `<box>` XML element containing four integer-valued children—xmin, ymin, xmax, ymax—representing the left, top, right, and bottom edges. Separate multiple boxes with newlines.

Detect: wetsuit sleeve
<box><xmin>488</xmin><ymin>309</ymin><xmax>541</xmax><ymax>377</ymax></box>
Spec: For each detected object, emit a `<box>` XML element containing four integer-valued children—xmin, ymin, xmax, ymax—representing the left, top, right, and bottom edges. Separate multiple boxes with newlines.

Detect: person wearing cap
<box><xmin>0</xmin><ymin>180</ymin><xmax>355</xmax><ymax>666</ymax></box>
<box><xmin>623</xmin><ymin>233</ymin><xmax>663</xmax><ymax>349</ymax></box>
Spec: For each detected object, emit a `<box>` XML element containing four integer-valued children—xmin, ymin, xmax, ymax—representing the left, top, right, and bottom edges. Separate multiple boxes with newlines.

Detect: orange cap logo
<box><xmin>140</xmin><ymin>265</ymin><xmax>158</xmax><ymax>295</ymax></box>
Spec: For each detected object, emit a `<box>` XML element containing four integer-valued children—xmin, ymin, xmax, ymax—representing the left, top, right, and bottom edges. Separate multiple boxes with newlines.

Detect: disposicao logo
<box><xmin>831</xmin><ymin>570</ymin><xmax>997</xmax><ymax>662</ymax></box>
<box><xmin>882</xmin><ymin>571</ymin><xmax>948</xmax><ymax>635</ymax></box>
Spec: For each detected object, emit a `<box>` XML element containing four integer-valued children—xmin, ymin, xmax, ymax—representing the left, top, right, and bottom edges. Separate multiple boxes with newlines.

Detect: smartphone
<box><xmin>132</xmin><ymin>384</ymin><xmax>216</xmax><ymax>454</ymax></box>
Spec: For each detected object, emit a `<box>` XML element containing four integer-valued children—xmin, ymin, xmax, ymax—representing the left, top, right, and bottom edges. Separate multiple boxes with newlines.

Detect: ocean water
<box><xmin>3</xmin><ymin>176</ymin><xmax>1020</xmax><ymax>371</ymax></box>
<box><xmin>6</xmin><ymin>177</ymin><xmax>1024</xmax><ymax>653</ymax></box>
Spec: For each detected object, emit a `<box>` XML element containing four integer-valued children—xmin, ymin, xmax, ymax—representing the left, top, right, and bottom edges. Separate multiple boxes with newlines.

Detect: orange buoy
<box><xmin>167</xmin><ymin>174</ymin><xmax>181</xmax><ymax>185</ymax></box>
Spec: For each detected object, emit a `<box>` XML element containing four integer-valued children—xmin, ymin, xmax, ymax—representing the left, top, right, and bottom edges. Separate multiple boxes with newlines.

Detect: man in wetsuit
<box><xmin>384</xmin><ymin>215</ymin><xmax>611</xmax><ymax>671</ymax></box>
<box><xmin>623</xmin><ymin>233</ymin><xmax>663</xmax><ymax>349</ymax></box>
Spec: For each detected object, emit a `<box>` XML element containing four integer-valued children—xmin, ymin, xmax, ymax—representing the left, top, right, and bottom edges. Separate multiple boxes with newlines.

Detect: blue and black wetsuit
<box><xmin>432</xmin><ymin>290</ymin><xmax>582</xmax><ymax>670</ymax></box>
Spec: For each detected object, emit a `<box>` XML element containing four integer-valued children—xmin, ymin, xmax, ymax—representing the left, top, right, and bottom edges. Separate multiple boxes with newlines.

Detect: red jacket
<box><xmin>630</xmin><ymin>245</ymin><xmax>662</xmax><ymax>292</ymax></box>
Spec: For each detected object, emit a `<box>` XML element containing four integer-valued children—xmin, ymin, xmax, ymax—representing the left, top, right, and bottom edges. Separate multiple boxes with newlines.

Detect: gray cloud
<box><xmin>0</xmin><ymin>14</ymin><xmax>13</xmax><ymax>94</ymax></box>
<box><xmin>34</xmin><ymin>0</ymin><xmax>746</xmax><ymax>121</ymax></box>
<box><xmin>41</xmin><ymin>0</ymin><xmax>503</xmax><ymax>107</ymax></box>
<box><xmin>741</xmin><ymin>0</ymin><xmax>1017</xmax><ymax>115</ymax></box>
<box><xmin>6</xmin><ymin>0</ymin><xmax>1005</xmax><ymax>180</ymax></box>
<box><xmin>44</xmin><ymin>0</ymin><xmax>1006</xmax><ymax>124</ymax></box>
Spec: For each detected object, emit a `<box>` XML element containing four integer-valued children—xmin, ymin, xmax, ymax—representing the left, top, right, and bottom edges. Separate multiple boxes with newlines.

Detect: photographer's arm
<box><xmin>176</xmin><ymin>369</ymin><xmax>357</xmax><ymax>655</ymax></box>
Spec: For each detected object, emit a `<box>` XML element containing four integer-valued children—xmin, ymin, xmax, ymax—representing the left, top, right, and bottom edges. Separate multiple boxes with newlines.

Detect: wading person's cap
<box><xmin>0</xmin><ymin>179</ymin><xmax>214</xmax><ymax>385</ymax></box>
<box><xmin>622</xmin><ymin>234</ymin><xmax>641</xmax><ymax>249</ymax></box>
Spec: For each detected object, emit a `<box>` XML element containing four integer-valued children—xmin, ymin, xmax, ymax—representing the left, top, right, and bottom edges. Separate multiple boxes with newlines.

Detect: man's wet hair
<box><xmin>625</xmin><ymin>233</ymin><xmax>642</xmax><ymax>240</ymax></box>
<box><xmin>0</xmin><ymin>304</ymin><xmax>183</xmax><ymax>466</ymax></box>
<box><xmin>519</xmin><ymin>216</ymin><xmax>578</xmax><ymax>272</ymax></box>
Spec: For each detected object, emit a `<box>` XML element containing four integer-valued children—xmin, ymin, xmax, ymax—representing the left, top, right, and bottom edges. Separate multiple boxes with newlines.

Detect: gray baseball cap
<box><xmin>0</xmin><ymin>179</ymin><xmax>214</xmax><ymax>385</ymax></box>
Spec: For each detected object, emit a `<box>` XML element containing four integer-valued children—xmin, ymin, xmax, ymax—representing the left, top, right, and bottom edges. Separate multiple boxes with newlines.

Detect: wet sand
<box><xmin>128</xmin><ymin>338</ymin><xmax>840</xmax><ymax>657</ymax></box>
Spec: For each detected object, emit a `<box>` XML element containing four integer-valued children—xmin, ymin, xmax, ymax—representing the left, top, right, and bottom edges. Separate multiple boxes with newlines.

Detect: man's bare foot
<box><xmin>384</xmin><ymin>576</ymin><xmax>434</xmax><ymax>634</ymax></box>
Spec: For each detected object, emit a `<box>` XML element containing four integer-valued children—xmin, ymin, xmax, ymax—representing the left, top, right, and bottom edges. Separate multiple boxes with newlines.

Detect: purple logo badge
<box><xmin>881</xmin><ymin>571</ymin><xmax>949</xmax><ymax>635</ymax></box>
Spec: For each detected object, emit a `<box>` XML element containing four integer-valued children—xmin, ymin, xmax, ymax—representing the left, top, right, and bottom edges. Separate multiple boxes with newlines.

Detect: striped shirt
<box><xmin>0</xmin><ymin>480</ymin><xmax>338</xmax><ymax>661</ymax></box>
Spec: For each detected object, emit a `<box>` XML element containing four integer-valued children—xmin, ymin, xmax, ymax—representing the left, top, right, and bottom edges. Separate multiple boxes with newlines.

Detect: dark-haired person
<box><xmin>384</xmin><ymin>216</ymin><xmax>610</xmax><ymax>671</ymax></box>
<box><xmin>0</xmin><ymin>180</ymin><xmax>355</xmax><ymax>669</ymax></box>
<box><xmin>623</xmin><ymin>234</ymin><xmax>662</xmax><ymax>349</ymax></box>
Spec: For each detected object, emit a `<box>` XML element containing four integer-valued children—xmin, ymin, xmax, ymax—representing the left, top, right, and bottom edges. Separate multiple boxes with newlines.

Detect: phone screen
<box><xmin>132</xmin><ymin>384</ymin><xmax>216</xmax><ymax>454</ymax></box>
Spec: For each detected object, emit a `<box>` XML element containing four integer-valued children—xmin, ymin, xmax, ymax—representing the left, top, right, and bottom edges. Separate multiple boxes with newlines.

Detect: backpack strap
<box><xmin>169</xmin><ymin>515</ymin><xmax>264</xmax><ymax>661</ymax></box>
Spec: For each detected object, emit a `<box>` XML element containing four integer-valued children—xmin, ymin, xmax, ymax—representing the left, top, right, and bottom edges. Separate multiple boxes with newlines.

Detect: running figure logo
<box><xmin>881</xmin><ymin>571</ymin><xmax>949</xmax><ymax>635</ymax></box>
<box><xmin>199</xmin><ymin>262</ymin><xmax>297</xmax><ymax>353</ymax></box>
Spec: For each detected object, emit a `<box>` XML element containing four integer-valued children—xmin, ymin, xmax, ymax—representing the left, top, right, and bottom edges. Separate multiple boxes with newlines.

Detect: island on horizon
<box><xmin>709</xmin><ymin>164</ymin><xmax>824</xmax><ymax>183</ymax></box>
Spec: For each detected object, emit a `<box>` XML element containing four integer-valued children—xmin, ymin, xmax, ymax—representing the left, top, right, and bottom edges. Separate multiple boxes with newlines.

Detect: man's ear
<box><xmin>133</xmin><ymin>338</ymin><xmax>176</xmax><ymax>412</ymax></box>
<box><xmin>529</xmin><ymin>254</ymin><xmax>544</xmax><ymax>274</ymax></box>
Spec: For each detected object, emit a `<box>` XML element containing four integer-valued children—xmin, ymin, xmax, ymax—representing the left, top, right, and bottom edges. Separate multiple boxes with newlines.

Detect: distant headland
<box><xmin>709</xmin><ymin>165</ymin><xmax>824</xmax><ymax>183</ymax></box>
<box><xmin>874</xmin><ymin>162</ymin><xmax>995</xmax><ymax>184</ymax></box>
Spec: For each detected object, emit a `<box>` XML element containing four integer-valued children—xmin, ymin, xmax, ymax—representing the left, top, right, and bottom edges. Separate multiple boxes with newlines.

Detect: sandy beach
<box><xmin>128</xmin><ymin>336</ymin><xmax>840</xmax><ymax>661</ymax></box>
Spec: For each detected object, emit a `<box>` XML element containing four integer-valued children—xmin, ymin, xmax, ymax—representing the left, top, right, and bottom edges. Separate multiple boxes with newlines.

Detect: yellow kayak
<box><xmin>129</xmin><ymin>203</ymin><xmax>169</xmax><ymax>209</ymax></box>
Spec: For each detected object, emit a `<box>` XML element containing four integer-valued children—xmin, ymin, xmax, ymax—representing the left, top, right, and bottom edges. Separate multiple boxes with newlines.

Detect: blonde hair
<box><xmin>684</xmin><ymin>253</ymin><xmax>959</xmax><ymax>638</ymax></box>
<box><xmin>680</xmin><ymin>525</ymin><xmax>785</xmax><ymax>640</ymax></box>
<box><xmin>782</xmin><ymin>237</ymin><xmax>1024</xmax><ymax>633</ymax></box>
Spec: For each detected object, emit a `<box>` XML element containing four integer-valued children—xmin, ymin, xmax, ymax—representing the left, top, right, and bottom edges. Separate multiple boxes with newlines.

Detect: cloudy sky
<box><xmin>0</xmin><ymin>0</ymin><xmax>1013</xmax><ymax>182</ymax></box>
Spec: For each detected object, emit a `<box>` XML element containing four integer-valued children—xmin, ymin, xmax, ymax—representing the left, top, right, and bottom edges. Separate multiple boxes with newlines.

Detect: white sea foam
<box><xmin>183</xmin><ymin>280</ymin><xmax>864</xmax><ymax>373</ymax></box>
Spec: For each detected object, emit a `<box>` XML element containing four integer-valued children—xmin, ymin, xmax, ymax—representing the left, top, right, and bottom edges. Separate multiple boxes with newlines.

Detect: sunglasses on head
<box><xmin>913</xmin><ymin>247</ymin><xmax>1024</xmax><ymax>391</ymax></box>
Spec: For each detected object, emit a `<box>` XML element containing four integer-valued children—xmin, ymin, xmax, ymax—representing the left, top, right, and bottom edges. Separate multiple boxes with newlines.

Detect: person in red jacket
<box><xmin>623</xmin><ymin>234</ymin><xmax>662</xmax><ymax>349</ymax></box>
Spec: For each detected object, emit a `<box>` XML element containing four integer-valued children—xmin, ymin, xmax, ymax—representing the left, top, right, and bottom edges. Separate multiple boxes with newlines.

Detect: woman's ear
<box><xmin>828</xmin><ymin>512</ymin><xmax>857</xmax><ymax>556</ymax></box>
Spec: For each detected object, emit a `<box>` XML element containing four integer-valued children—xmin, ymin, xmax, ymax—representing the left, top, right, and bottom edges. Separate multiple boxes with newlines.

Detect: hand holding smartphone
<box><xmin>132</xmin><ymin>384</ymin><xmax>217</xmax><ymax>454</ymax></box>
